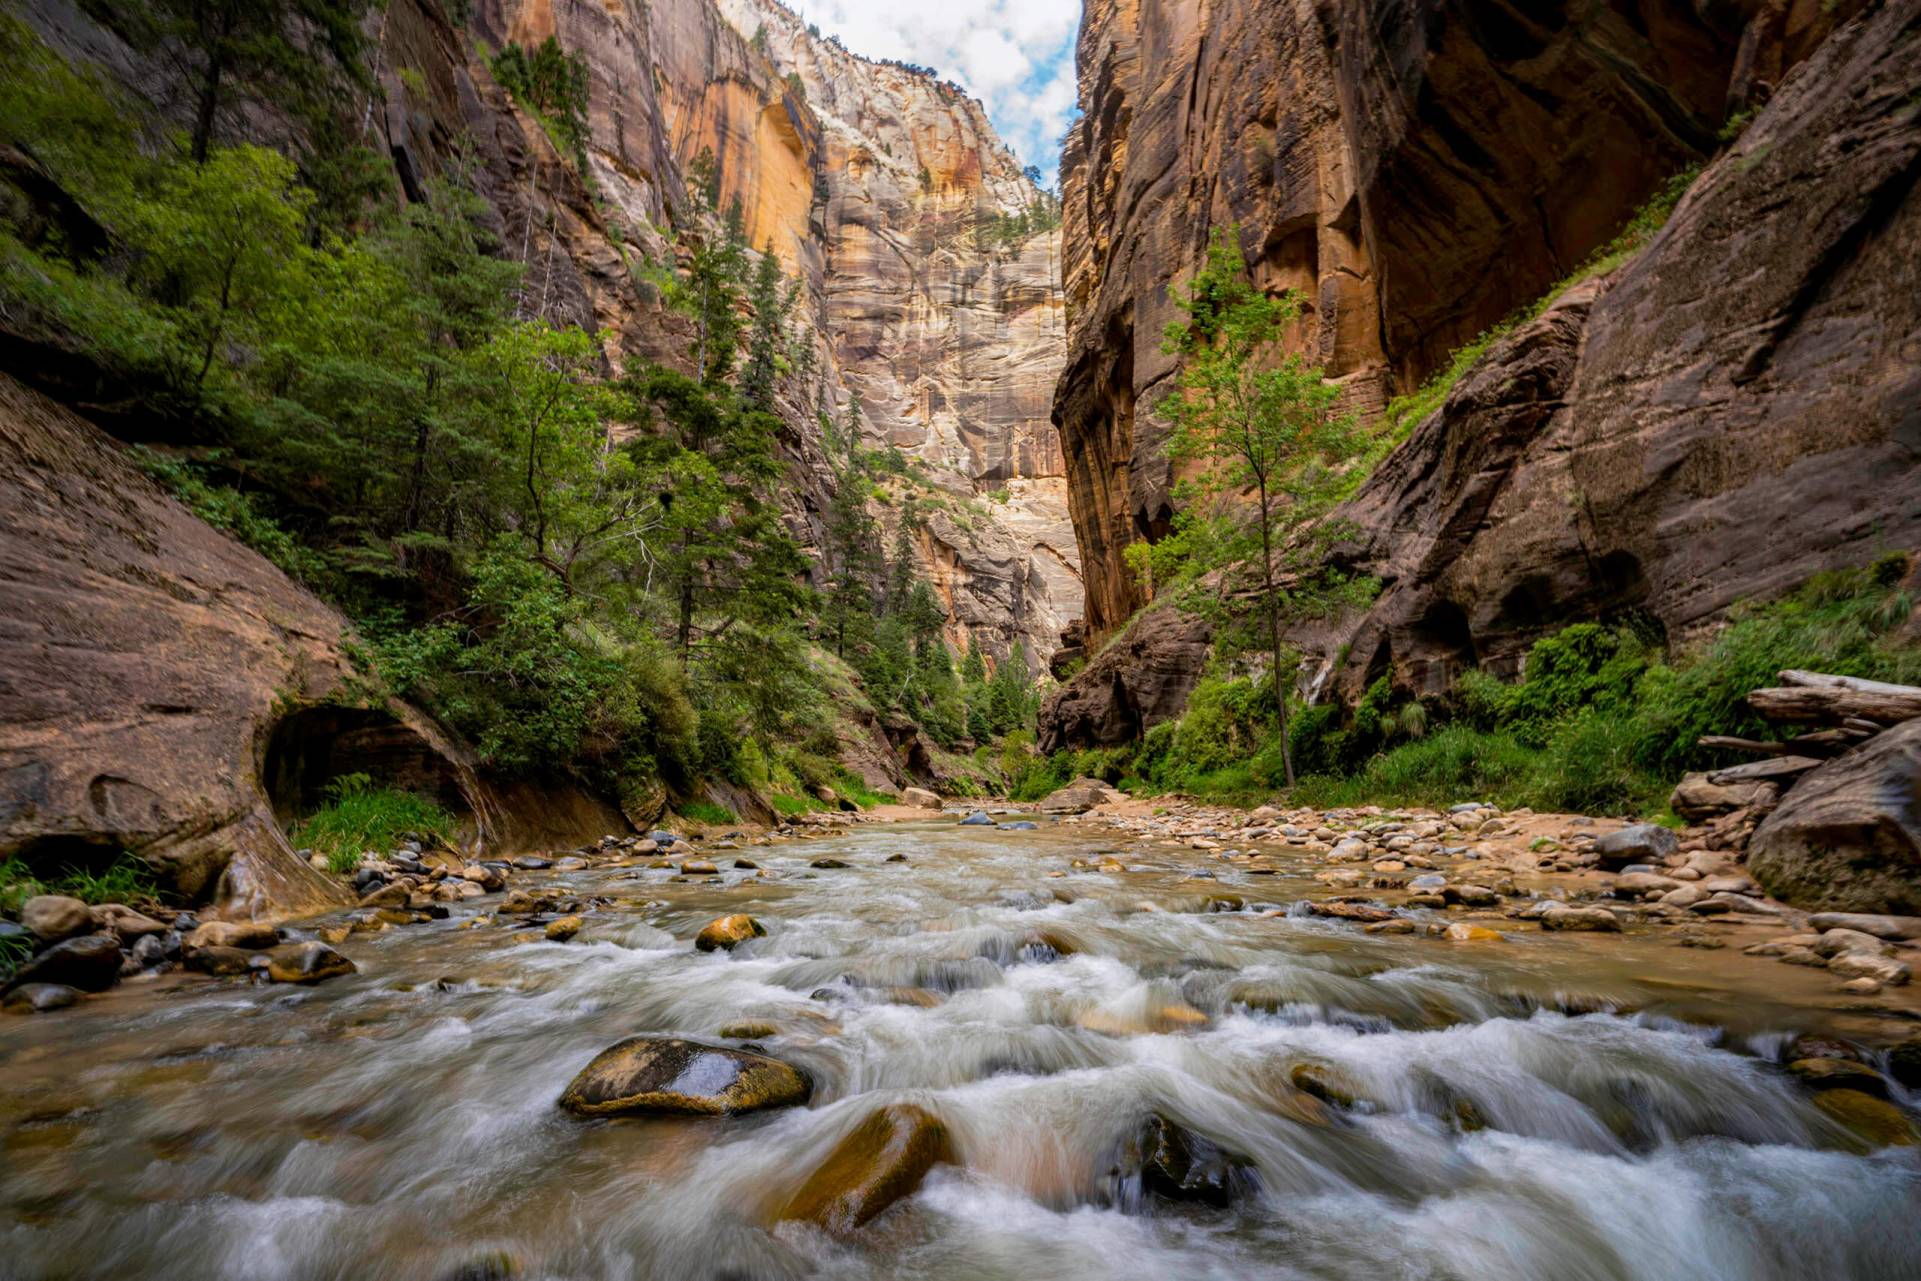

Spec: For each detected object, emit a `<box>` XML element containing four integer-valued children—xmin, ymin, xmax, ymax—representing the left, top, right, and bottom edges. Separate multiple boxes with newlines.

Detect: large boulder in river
<box><xmin>695</xmin><ymin>914</ymin><xmax>765</xmax><ymax>952</ymax></box>
<box><xmin>20</xmin><ymin>895</ymin><xmax>92</xmax><ymax>942</ymax></box>
<box><xmin>1593</xmin><ymin>825</ymin><xmax>1679</xmax><ymax>870</ymax></box>
<box><xmin>1749</xmin><ymin>721</ymin><xmax>1921</xmax><ymax>914</ymax></box>
<box><xmin>1104</xmin><ymin>1114</ymin><xmax>1259</xmax><ymax>1210</ymax></box>
<box><xmin>778</xmin><ymin>1103</ymin><xmax>953</xmax><ymax>1235</ymax></box>
<box><xmin>1038</xmin><ymin>778</ymin><xmax>1126</xmax><ymax>814</ymax></box>
<box><xmin>559</xmin><ymin>1037</ymin><xmax>812</xmax><ymax>1117</ymax></box>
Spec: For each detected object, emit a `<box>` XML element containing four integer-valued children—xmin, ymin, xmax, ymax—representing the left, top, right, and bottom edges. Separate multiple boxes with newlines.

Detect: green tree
<box><xmin>1158</xmin><ymin>227</ymin><xmax>1363</xmax><ymax>786</ymax></box>
<box><xmin>741</xmin><ymin>241</ymin><xmax>790</xmax><ymax>411</ymax></box>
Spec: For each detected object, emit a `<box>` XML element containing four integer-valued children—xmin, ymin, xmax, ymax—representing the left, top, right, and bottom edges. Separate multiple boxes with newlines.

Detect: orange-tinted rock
<box><xmin>778</xmin><ymin>1103</ymin><xmax>952</xmax><ymax>1235</ymax></box>
<box><xmin>559</xmin><ymin>1037</ymin><xmax>811</xmax><ymax>1117</ymax></box>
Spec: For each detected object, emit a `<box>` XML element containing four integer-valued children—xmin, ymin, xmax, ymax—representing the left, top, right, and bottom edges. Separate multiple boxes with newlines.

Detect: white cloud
<box><xmin>786</xmin><ymin>0</ymin><xmax>1083</xmax><ymax>183</ymax></box>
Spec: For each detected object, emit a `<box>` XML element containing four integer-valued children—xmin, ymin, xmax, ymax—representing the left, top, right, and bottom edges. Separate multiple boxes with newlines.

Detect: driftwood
<box><xmin>1698</xmin><ymin>735</ymin><xmax>1788</xmax><ymax>756</ymax></box>
<box><xmin>1746</xmin><ymin>676</ymin><xmax>1921</xmax><ymax>726</ymax></box>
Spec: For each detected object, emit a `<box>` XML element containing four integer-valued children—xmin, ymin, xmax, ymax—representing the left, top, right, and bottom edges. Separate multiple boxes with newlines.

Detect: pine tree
<box><xmin>741</xmin><ymin>242</ymin><xmax>790</xmax><ymax>411</ymax></box>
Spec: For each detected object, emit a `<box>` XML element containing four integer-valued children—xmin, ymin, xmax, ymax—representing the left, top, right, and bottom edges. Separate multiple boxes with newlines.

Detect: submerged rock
<box><xmin>1813</xmin><ymin>1088</ymin><xmax>1917</xmax><ymax>1148</ymax></box>
<box><xmin>958</xmin><ymin>812</ymin><xmax>994</xmax><ymax>826</ymax></box>
<box><xmin>559</xmin><ymin>1037</ymin><xmax>811</xmax><ymax>1117</ymax></box>
<box><xmin>1105</xmin><ymin>1114</ymin><xmax>1259</xmax><ymax>1210</ymax></box>
<box><xmin>778</xmin><ymin>1103</ymin><xmax>952</xmax><ymax>1235</ymax></box>
<box><xmin>695</xmin><ymin>914</ymin><xmax>766</xmax><ymax>952</ymax></box>
<box><xmin>3</xmin><ymin>982</ymin><xmax>81</xmax><ymax>1013</ymax></box>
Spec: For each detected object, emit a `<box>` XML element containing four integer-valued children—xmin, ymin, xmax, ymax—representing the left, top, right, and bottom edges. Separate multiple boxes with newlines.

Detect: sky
<box><xmin>785</xmin><ymin>1</ymin><xmax>1082</xmax><ymax>186</ymax></box>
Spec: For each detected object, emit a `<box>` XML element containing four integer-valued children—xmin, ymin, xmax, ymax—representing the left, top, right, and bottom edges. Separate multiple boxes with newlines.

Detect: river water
<box><xmin>3</xmin><ymin>819</ymin><xmax>1918</xmax><ymax>1280</ymax></box>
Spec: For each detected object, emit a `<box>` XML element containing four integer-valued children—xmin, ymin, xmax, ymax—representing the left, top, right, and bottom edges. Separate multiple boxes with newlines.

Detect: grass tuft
<box><xmin>293</xmin><ymin>774</ymin><xmax>456</xmax><ymax>875</ymax></box>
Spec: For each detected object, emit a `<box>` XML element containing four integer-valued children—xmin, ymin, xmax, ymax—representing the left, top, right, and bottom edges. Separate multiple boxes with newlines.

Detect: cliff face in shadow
<box><xmin>1043</xmin><ymin>0</ymin><xmax>1914</xmax><ymax>750</ymax></box>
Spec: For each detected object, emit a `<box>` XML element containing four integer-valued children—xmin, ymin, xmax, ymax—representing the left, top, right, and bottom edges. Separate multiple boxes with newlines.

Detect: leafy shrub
<box><xmin>293</xmin><ymin>774</ymin><xmax>456</xmax><ymax>874</ymax></box>
<box><xmin>677</xmin><ymin>800</ymin><xmax>735</xmax><ymax>825</ymax></box>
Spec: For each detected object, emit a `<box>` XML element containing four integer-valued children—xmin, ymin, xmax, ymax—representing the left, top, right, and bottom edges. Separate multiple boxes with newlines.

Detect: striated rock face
<box><xmin>1748</xmin><ymin>720</ymin><xmax>1921</xmax><ymax>916</ymax></box>
<box><xmin>1055</xmin><ymin>0</ymin><xmax>1866</xmax><ymax>649</ymax></box>
<box><xmin>1324</xmin><ymin>0</ymin><xmax>1921</xmax><ymax>704</ymax></box>
<box><xmin>1037</xmin><ymin>608</ymin><xmax>1212</xmax><ymax>753</ymax></box>
<box><xmin>1045</xmin><ymin>0</ymin><xmax>1908</xmax><ymax>745</ymax></box>
<box><xmin>0</xmin><ymin>374</ymin><xmax>634</xmax><ymax>919</ymax></box>
<box><xmin>460</xmin><ymin>0</ymin><xmax>1082</xmax><ymax>665</ymax></box>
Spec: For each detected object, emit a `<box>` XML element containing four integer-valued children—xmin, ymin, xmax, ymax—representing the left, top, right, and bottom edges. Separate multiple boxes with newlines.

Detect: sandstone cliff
<box><xmin>443</xmin><ymin>0</ymin><xmax>1082</xmax><ymax>665</ymax></box>
<box><xmin>1044</xmin><ymin>0</ymin><xmax>1909</xmax><ymax>747</ymax></box>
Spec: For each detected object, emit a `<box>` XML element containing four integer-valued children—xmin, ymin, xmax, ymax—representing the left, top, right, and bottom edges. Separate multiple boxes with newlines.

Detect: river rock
<box><xmin>1107</xmin><ymin>1114</ymin><xmax>1259</xmax><ymax>1210</ymax></box>
<box><xmin>1748</xmin><ymin>719</ymin><xmax>1921</xmax><ymax>914</ymax></box>
<box><xmin>187</xmin><ymin>945</ymin><xmax>257</xmax><ymax>976</ymax></box>
<box><xmin>679</xmin><ymin>860</ymin><xmax>719</xmax><ymax>875</ymax></box>
<box><xmin>3</xmin><ymin>981</ymin><xmax>82</xmax><ymax>1013</ymax></box>
<box><xmin>1539</xmin><ymin>905</ymin><xmax>1623</xmax><ymax>933</ymax></box>
<box><xmin>1827</xmin><ymin>953</ymin><xmax>1910</xmax><ymax>986</ymax></box>
<box><xmin>126</xmin><ymin>930</ymin><xmax>178</xmax><ymax>971</ymax></box>
<box><xmin>900</xmin><ymin>787</ymin><xmax>942</xmax><ymax>810</ymax></box>
<box><xmin>89</xmin><ymin>904</ymin><xmax>169</xmax><ymax>943</ymax></box>
<box><xmin>20</xmin><ymin>895</ymin><xmax>93</xmax><ymax>943</ymax></box>
<box><xmin>1812</xmin><ymin>929</ymin><xmax>1893</xmax><ymax>958</ymax></box>
<box><xmin>558</xmin><ymin>1037</ymin><xmax>811</xmax><ymax>1117</ymax></box>
<box><xmin>1813</xmin><ymin>1089</ymin><xmax>1917</xmax><ymax>1147</ymax></box>
<box><xmin>811</xmin><ymin>858</ymin><xmax>853</xmax><ymax>868</ymax></box>
<box><xmin>184</xmin><ymin>920</ymin><xmax>279</xmax><ymax>952</ymax></box>
<box><xmin>695</xmin><ymin>914</ymin><xmax>766</xmax><ymax>952</ymax></box>
<box><xmin>7</xmin><ymin>932</ymin><xmax>123</xmax><ymax>991</ymax></box>
<box><xmin>264</xmin><ymin>941</ymin><xmax>356</xmax><ymax>984</ymax></box>
<box><xmin>1671</xmin><ymin>774</ymin><xmax>1781</xmax><ymax>822</ymax></box>
<box><xmin>1308</xmin><ymin>901</ymin><xmax>1396</xmax><ymax>924</ymax></box>
<box><xmin>958</xmin><ymin>811</ymin><xmax>994</xmax><ymax>826</ymax></box>
<box><xmin>1444</xmin><ymin>923</ymin><xmax>1503</xmax><ymax>941</ymax></box>
<box><xmin>778</xmin><ymin>1103</ymin><xmax>952</xmax><ymax>1235</ymax></box>
<box><xmin>1805</xmin><ymin>912</ymin><xmax>1921</xmax><ymax>941</ymax></box>
<box><xmin>1039</xmin><ymin>778</ymin><xmax>1125</xmax><ymax>814</ymax></box>
<box><xmin>1787</xmin><ymin>1058</ymin><xmax>1890</xmax><ymax>1097</ymax></box>
<box><xmin>1593</xmin><ymin>825</ymin><xmax>1680</xmax><ymax>870</ymax></box>
<box><xmin>545</xmin><ymin>916</ymin><xmax>584</xmax><ymax>942</ymax></box>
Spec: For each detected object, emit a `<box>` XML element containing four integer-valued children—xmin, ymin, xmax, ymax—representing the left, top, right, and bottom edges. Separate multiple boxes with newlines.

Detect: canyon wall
<box><xmin>1045</xmin><ymin>0</ymin><xmax>1908</xmax><ymax>747</ymax></box>
<box><xmin>1054</xmin><ymin>0</ymin><xmax>1864</xmax><ymax>648</ymax></box>
<box><xmin>446</xmin><ymin>0</ymin><xmax>1081</xmax><ymax>665</ymax></box>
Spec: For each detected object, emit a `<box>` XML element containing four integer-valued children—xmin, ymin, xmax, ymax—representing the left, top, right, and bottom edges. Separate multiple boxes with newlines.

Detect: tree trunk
<box><xmin>1258</xmin><ymin>480</ymin><xmax>1296</xmax><ymax>787</ymax></box>
<box><xmin>191</xmin><ymin>13</ymin><xmax>226</xmax><ymax>167</ymax></box>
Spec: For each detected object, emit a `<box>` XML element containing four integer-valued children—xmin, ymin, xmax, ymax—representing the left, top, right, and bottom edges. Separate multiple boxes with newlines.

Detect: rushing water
<box><xmin>4</xmin><ymin>819</ymin><xmax>1919</xmax><ymax>1280</ymax></box>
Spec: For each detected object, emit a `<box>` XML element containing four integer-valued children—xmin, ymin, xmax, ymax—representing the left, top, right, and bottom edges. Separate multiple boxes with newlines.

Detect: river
<box><xmin>3</xmin><ymin>818</ymin><xmax>1918</xmax><ymax>1279</ymax></box>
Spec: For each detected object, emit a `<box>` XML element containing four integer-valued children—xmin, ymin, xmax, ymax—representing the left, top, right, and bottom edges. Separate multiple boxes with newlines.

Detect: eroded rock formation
<box><xmin>1044</xmin><ymin>0</ymin><xmax>1910</xmax><ymax>746</ymax></box>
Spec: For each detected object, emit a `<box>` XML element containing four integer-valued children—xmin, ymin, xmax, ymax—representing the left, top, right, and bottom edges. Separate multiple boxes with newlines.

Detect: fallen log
<box><xmin>1778</xmin><ymin>671</ymin><xmax>1921</xmax><ymax>696</ymax></box>
<box><xmin>1698</xmin><ymin>735</ymin><xmax>1788</xmax><ymax>756</ymax></box>
<box><xmin>1706</xmin><ymin>756</ymin><xmax>1824</xmax><ymax>786</ymax></box>
<box><xmin>1745</xmin><ymin>683</ymin><xmax>1921</xmax><ymax>726</ymax></box>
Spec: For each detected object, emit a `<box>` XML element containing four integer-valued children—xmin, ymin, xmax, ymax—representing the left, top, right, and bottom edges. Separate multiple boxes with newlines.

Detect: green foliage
<box><xmin>490</xmin><ymin>37</ymin><xmax>591</xmax><ymax>177</ymax></box>
<box><xmin>293</xmin><ymin>775</ymin><xmax>456</xmax><ymax>875</ymax></box>
<box><xmin>677</xmin><ymin>800</ymin><xmax>736</xmax><ymax>825</ymax></box>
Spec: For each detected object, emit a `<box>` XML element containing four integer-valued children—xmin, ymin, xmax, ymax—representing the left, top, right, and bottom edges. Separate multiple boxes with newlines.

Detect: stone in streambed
<box><xmin>20</xmin><ymin>895</ymin><xmax>93</xmax><ymax>943</ymax></box>
<box><xmin>1106</xmin><ymin>1114</ymin><xmax>1258</xmax><ymax>1210</ymax></box>
<box><xmin>264</xmin><ymin>941</ymin><xmax>356</xmax><ymax>985</ymax></box>
<box><xmin>187</xmin><ymin>944</ymin><xmax>257</xmax><ymax>976</ymax></box>
<box><xmin>811</xmin><ymin>858</ymin><xmax>852</xmax><ymax>869</ymax></box>
<box><xmin>558</xmin><ymin>1037</ymin><xmax>811</xmax><ymax>1117</ymax></box>
<box><xmin>3</xmin><ymin>983</ymin><xmax>81</xmax><ymax>1013</ymax></box>
<box><xmin>778</xmin><ymin>1103</ymin><xmax>952</xmax><ymax>1235</ymax></box>
<box><xmin>6</xmin><ymin>932</ymin><xmax>122</xmax><ymax>992</ymax></box>
<box><xmin>545</xmin><ymin>916</ymin><xmax>585</xmax><ymax>942</ymax></box>
<box><xmin>1787</xmin><ymin>1058</ymin><xmax>1891</xmax><ymax>1097</ymax></box>
<box><xmin>91</xmin><ymin>904</ymin><xmax>168</xmax><ymax>942</ymax></box>
<box><xmin>696</xmin><ymin>914</ymin><xmax>766</xmax><ymax>952</ymax></box>
<box><xmin>1540</xmin><ymin>905</ymin><xmax>1623</xmax><ymax>933</ymax></box>
<box><xmin>1593</xmin><ymin>824</ymin><xmax>1679</xmax><ymax>870</ymax></box>
<box><xmin>958</xmin><ymin>812</ymin><xmax>993</xmax><ymax>826</ymax></box>
<box><xmin>185</xmin><ymin>920</ymin><xmax>279</xmax><ymax>952</ymax></box>
<box><xmin>900</xmin><ymin>786</ymin><xmax>942</xmax><ymax>809</ymax></box>
<box><xmin>1813</xmin><ymin>1089</ymin><xmax>1917</xmax><ymax>1148</ymax></box>
<box><xmin>1444</xmin><ymin>923</ymin><xmax>1503</xmax><ymax>941</ymax></box>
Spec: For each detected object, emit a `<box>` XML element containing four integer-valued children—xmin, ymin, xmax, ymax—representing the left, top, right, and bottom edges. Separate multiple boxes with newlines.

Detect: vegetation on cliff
<box><xmin>1024</xmin><ymin>558</ymin><xmax>1917</xmax><ymax>814</ymax></box>
<box><xmin>0</xmin><ymin>7</ymin><xmax>1041</xmax><ymax>819</ymax></box>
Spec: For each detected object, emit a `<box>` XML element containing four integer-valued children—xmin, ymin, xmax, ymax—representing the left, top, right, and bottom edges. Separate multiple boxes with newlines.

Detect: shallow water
<box><xmin>4</xmin><ymin>820</ymin><xmax>1919</xmax><ymax>1280</ymax></box>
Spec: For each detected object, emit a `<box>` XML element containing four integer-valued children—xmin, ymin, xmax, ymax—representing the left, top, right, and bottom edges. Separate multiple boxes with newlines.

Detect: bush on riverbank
<box><xmin>1035</xmin><ymin>558</ymin><xmax>1917</xmax><ymax>815</ymax></box>
<box><xmin>293</xmin><ymin>775</ymin><xmax>457</xmax><ymax>874</ymax></box>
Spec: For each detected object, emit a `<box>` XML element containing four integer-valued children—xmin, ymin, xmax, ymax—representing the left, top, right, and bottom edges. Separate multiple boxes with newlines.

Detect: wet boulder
<box><xmin>264</xmin><ymin>941</ymin><xmax>356</xmax><ymax>985</ymax></box>
<box><xmin>544</xmin><ymin>915</ymin><xmax>585</xmax><ymax>942</ymax></box>
<box><xmin>1038</xmin><ymin>778</ymin><xmax>1125</xmax><ymax>814</ymax></box>
<box><xmin>558</xmin><ymin>1037</ymin><xmax>812</xmax><ymax>1117</ymax></box>
<box><xmin>1748</xmin><ymin>720</ymin><xmax>1921</xmax><ymax>914</ymax></box>
<box><xmin>778</xmin><ymin>1103</ymin><xmax>952</xmax><ymax>1235</ymax></box>
<box><xmin>184</xmin><ymin>920</ymin><xmax>279</xmax><ymax>952</ymax></box>
<box><xmin>1813</xmin><ymin>1089</ymin><xmax>1917</xmax><ymax>1148</ymax></box>
<box><xmin>5</xmin><ymin>932</ymin><xmax>123</xmax><ymax>992</ymax></box>
<box><xmin>958</xmin><ymin>811</ymin><xmax>994</xmax><ymax>826</ymax></box>
<box><xmin>1593</xmin><ymin>825</ymin><xmax>1680</xmax><ymax>870</ymax></box>
<box><xmin>696</xmin><ymin>914</ymin><xmax>766</xmax><ymax>952</ymax></box>
<box><xmin>3</xmin><ymin>982</ymin><xmax>81</xmax><ymax>1013</ymax></box>
<box><xmin>20</xmin><ymin>895</ymin><xmax>94</xmax><ymax>943</ymax></box>
<box><xmin>1105</xmin><ymin>1114</ymin><xmax>1259</xmax><ymax>1210</ymax></box>
<box><xmin>187</xmin><ymin>945</ymin><xmax>257</xmax><ymax>976</ymax></box>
